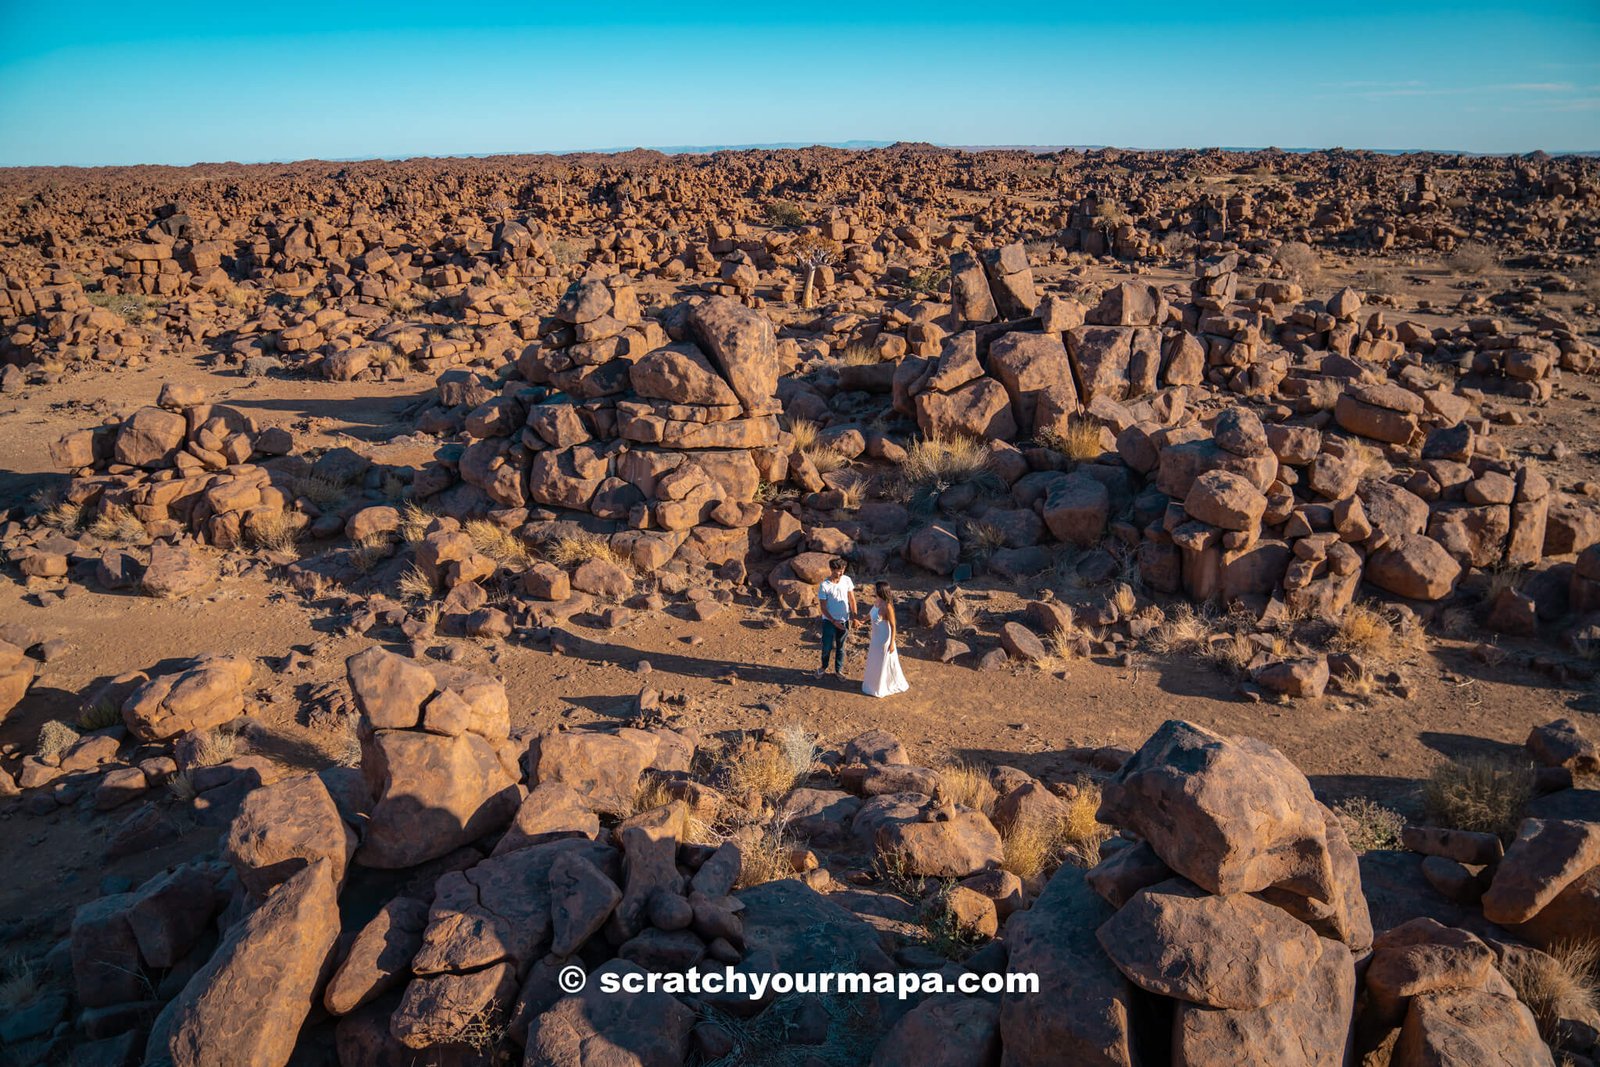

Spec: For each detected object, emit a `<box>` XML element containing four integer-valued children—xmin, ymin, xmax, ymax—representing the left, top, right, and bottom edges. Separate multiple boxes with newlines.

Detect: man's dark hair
<box><xmin>829</xmin><ymin>557</ymin><xmax>846</xmax><ymax>572</ymax></box>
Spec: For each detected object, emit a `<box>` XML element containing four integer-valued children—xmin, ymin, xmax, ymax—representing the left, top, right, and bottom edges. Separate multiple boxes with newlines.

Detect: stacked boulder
<box><xmin>43</xmin><ymin>382</ymin><xmax>296</xmax><ymax>550</ymax></box>
<box><xmin>419</xmin><ymin>276</ymin><xmax>789</xmax><ymax>571</ymax></box>
<box><xmin>1000</xmin><ymin>720</ymin><xmax>1371</xmax><ymax>1065</ymax></box>
<box><xmin>345</xmin><ymin>647</ymin><xmax>522</xmax><ymax>868</ymax></box>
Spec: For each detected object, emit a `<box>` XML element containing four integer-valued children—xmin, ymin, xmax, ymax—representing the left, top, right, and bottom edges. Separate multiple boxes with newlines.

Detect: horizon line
<box><xmin>3</xmin><ymin>140</ymin><xmax>1599</xmax><ymax>172</ymax></box>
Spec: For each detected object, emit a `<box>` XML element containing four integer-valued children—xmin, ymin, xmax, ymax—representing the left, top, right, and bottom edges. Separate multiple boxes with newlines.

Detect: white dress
<box><xmin>862</xmin><ymin>604</ymin><xmax>909</xmax><ymax>698</ymax></box>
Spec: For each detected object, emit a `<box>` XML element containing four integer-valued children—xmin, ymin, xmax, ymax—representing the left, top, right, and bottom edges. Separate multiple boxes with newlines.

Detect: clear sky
<box><xmin>1</xmin><ymin>0</ymin><xmax>1596</xmax><ymax>167</ymax></box>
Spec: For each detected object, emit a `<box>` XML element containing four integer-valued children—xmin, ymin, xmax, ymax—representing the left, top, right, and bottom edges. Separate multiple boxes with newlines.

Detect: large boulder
<box><xmin>221</xmin><ymin>773</ymin><xmax>358</xmax><ymax>896</ymax></box>
<box><xmin>1365</xmin><ymin>534</ymin><xmax>1461</xmax><ymax>601</ymax></box>
<box><xmin>1097</xmin><ymin>721</ymin><xmax>1345</xmax><ymax>904</ymax></box>
<box><xmin>1096</xmin><ymin>879</ymin><xmax>1322</xmax><ymax>1009</ymax></box>
<box><xmin>148</xmin><ymin>860</ymin><xmax>341</xmax><ymax>1067</ymax></box>
<box><xmin>121</xmin><ymin>654</ymin><xmax>252</xmax><ymax>742</ymax></box>
<box><xmin>687</xmin><ymin>297</ymin><xmax>778</xmax><ymax>417</ymax></box>
<box><xmin>526</xmin><ymin>959</ymin><xmax>694</xmax><ymax>1066</ymax></box>
<box><xmin>1000</xmin><ymin>864</ymin><xmax>1138</xmax><ymax>1066</ymax></box>
<box><xmin>357</xmin><ymin>728</ymin><xmax>519</xmax><ymax>868</ymax></box>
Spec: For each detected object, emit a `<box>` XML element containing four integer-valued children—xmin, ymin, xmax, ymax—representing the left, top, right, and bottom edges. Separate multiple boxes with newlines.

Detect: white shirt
<box><xmin>818</xmin><ymin>575</ymin><xmax>854</xmax><ymax>624</ymax></box>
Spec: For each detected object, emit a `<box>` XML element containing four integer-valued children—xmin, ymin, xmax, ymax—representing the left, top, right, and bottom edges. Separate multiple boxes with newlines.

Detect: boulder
<box><xmin>149</xmin><ymin>860</ymin><xmax>341</xmax><ymax>1067</ymax></box>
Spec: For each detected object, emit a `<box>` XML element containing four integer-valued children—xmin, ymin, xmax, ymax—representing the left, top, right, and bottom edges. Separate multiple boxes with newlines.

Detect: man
<box><xmin>816</xmin><ymin>557</ymin><xmax>858</xmax><ymax>679</ymax></box>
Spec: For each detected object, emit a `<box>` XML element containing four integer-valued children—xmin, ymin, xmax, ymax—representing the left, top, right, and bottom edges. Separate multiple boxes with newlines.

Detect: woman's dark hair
<box><xmin>874</xmin><ymin>580</ymin><xmax>891</xmax><ymax>599</ymax></box>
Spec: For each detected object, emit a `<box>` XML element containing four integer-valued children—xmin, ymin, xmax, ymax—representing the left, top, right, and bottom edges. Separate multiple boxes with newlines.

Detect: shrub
<box><xmin>1273</xmin><ymin>241</ymin><xmax>1321</xmax><ymax>282</ymax></box>
<box><xmin>0</xmin><ymin>953</ymin><xmax>39</xmax><ymax>1011</ymax></box>
<box><xmin>732</xmin><ymin>814</ymin><xmax>799</xmax><ymax>888</ymax></box>
<box><xmin>187</xmin><ymin>728</ymin><xmax>240</xmax><ymax>769</ymax></box>
<box><xmin>35</xmin><ymin>720</ymin><xmax>80</xmax><ymax>761</ymax></box>
<box><xmin>906</xmin><ymin>266</ymin><xmax>951</xmax><ymax>296</ymax></box>
<box><xmin>1333</xmin><ymin>797</ymin><xmax>1406</xmax><ymax>851</ymax></box>
<box><xmin>919</xmin><ymin>885</ymin><xmax>990</xmax><ymax>961</ymax></box>
<box><xmin>246</xmin><ymin>509</ymin><xmax>303</xmax><ymax>551</ymax></box>
<box><xmin>764</xmin><ymin>201</ymin><xmax>808</xmax><ymax>228</ymax></box>
<box><xmin>1423</xmin><ymin>757</ymin><xmax>1535</xmax><ymax>839</ymax></box>
<box><xmin>1447</xmin><ymin>241</ymin><xmax>1496</xmax><ymax>275</ymax></box>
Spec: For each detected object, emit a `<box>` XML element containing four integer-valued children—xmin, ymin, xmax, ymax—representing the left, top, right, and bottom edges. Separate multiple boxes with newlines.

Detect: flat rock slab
<box><xmin>1096</xmin><ymin>878</ymin><xmax>1322</xmax><ymax>1009</ymax></box>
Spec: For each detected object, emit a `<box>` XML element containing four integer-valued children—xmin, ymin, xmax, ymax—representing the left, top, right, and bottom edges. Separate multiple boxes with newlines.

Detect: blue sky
<box><xmin>1</xmin><ymin>0</ymin><xmax>1596</xmax><ymax>166</ymax></box>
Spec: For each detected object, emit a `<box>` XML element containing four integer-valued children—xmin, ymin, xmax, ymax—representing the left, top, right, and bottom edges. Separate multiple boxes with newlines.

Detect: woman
<box><xmin>862</xmin><ymin>580</ymin><xmax>909</xmax><ymax>698</ymax></box>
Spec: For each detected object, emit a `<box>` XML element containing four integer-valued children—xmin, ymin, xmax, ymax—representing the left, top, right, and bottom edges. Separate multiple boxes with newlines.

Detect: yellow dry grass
<box><xmin>545</xmin><ymin>533</ymin><xmax>630</xmax><ymax>569</ymax></box>
<box><xmin>88</xmin><ymin>504</ymin><xmax>146</xmax><ymax>543</ymax></box>
<box><xmin>936</xmin><ymin>761</ymin><xmax>996</xmax><ymax>814</ymax></box>
<box><xmin>1423</xmin><ymin>757</ymin><xmax>1535</xmax><ymax>840</ymax></box>
<box><xmin>464</xmin><ymin>519</ymin><xmax>531</xmax><ymax>565</ymax></box>
<box><xmin>1502</xmin><ymin>941</ymin><xmax>1600</xmax><ymax>1046</ymax></box>
<box><xmin>1038</xmin><ymin>417</ymin><xmax>1104</xmax><ymax>461</ymax></box>
<box><xmin>897</xmin><ymin>434</ymin><xmax>990</xmax><ymax>487</ymax></box>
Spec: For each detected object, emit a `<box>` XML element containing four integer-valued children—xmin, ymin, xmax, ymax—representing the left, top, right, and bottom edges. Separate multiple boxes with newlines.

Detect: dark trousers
<box><xmin>821</xmin><ymin>618</ymin><xmax>847</xmax><ymax>671</ymax></box>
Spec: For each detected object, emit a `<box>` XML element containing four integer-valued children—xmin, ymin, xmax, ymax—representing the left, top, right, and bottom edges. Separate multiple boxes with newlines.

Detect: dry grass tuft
<box><xmin>1037</xmin><ymin>417</ymin><xmax>1104</xmax><ymax>461</ymax></box>
<box><xmin>727</xmin><ymin>724</ymin><xmax>816</xmax><ymax>804</ymax></box>
<box><xmin>545</xmin><ymin>532</ymin><xmax>629</xmax><ymax>569</ymax></box>
<box><xmin>1002</xmin><ymin>780</ymin><xmax>1109</xmax><ymax>878</ymax></box>
<box><xmin>167</xmin><ymin>769</ymin><xmax>198</xmax><ymax>802</ymax></box>
<box><xmin>897</xmin><ymin>434</ymin><xmax>991</xmax><ymax>488</ymax></box>
<box><xmin>787</xmin><ymin>418</ymin><xmax>852</xmax><ymax>476</ymax></box>
<box><xmin>35</xmin><ymin>720</ymin><xmax>81</xmax><ymax>761</ymax></box>
<box><xmin>1147</xmin><ymin>604</ymin><xmax>1216</xmax><ymax>655</ymax></box>
<box><xmin>1502</xmin><ymin>941</ymin><xmax>1600</xmax><ymax>1046</ymax></box>
<box><xmin>397</xmin><ymin>502</ymin><xmax>436</xmax><ymax>543</ymax></box>
<box><xmin>464</xmin><ymin>519</ymin><xmax>531</xmax><ymax>565</ymax></box>
<box><xmin>397</xmin><ymin>565</ymin><xmax>436</xmax><ymax>601</ymax></box>
<box><xmin>0</xmin><ymin>953</ymin><xmax>39</xmax><ymax>1011</ymax></box>
<box><xmin>246</xmin><ymin>509</ymin><xmax>303</xmax><ymax>551</ymax></box>
<box><xmin>77</xmin><ymin>694</ymin><xmax>123</xmax><ymax>731</ymax></box>
<box><xmin>291</xmin><ymin>472</ymin><xmax>352</xmax><ymax>508</ymax></box>
<box><xmin>732</xmin><ymin>813</ymin><xmax>799</xmax><ymax>888</ymax></box>
<box><xmin>41</xmin><ymin>501</ymin><xmax>87</xmax><ymax>532</ymax></box>
<box><xmin>1423</xmin><ymin>756</ymin><xmax>1536</xmax><ymax>840</ymax></box>
<box><xmin>350</xmin><ymin>532</ymin><xmax>395</xmax><ymax>572</ymax></box>
<box><xmin>936</xmin><ymin>761</ymin><xmax>996</xmax><ymax>814</ymax></box>
<box><xmin>186</xmin><ymin>728</ymin><xmax>240</xmax><ymax>769</ymax></box>
<box><xmin>1332</xmin><ymin>602</ymin><xmax>1401</xmax><ymax>660</ymax></box>
<box><xmin>838</xmin><ymin>342</ymin><xmax>880</xmax><ymax>367</ymax></box>
<box><xmin>1334</xmin><ymin>797</ymin><xmax>1406</xmax><ymax>852</ymax></box>
<box><xmin>873</xmin><ymin>847</ymin><xmax>928</xmax><ymax>900</ymax></box>
<box><xmin>88</xmin><ymin>504</ymin><xmax>146</xmax><ymax>543</ymax></box>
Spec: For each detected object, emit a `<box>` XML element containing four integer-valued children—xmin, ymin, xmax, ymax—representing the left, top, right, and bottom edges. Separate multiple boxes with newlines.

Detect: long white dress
<box><xmin>862</xmin><ymin>603</ymin><xmax>910</xmax><ymax>698</ymax></box>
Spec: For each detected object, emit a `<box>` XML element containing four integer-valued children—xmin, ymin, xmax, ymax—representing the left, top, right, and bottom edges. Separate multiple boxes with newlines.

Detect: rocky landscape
<box><xmin>2</xmin><ymin>145</ymin><xmax>1600</xmax><ymax>1064</ymax></box>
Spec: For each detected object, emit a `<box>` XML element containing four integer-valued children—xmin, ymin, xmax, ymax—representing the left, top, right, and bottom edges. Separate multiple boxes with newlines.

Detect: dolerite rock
<box><xmin>686</xmin><ymin>296</ymin><xmax>779</xmax><ymax>416</ymax></box>
<box><xmin>1000</xmin><ymin>864</ymin><xmax>1137</xmax><ymax>1066</ymax></box>
<box><xmin>527</xmin><ymin>959</ymin><xmax>694</xmax><ymax>1066</ymax></box>
<box><xmin>864</xmin><ymin>795</ymin><xmax>1004</xmax><ymax>878</ymax></box>
<box><xmin>1364</xmin><ymin>533</ymin><xmax>1461</xmax><ymax>601</ymax></box>
<box><xmin>323</xmin><ymin>895</ymin><xmax>430</xmax><ymax>1015</ymax></box>
<box><xmin>141</xmin><ymin>540</ymin><xmax>217</xmax><ymax>598</ymax></box>
<box><xmin>1097</xmin><ymin>721</ymin><xmax>1343</xmax><ymax>901</ymax></box>
<box><xmin>1096</xmin><ymin>879</ymin><xmax>1321</xmax><ymax>1009</ymax></box>
<box><xmin>870</xmin><ymin>994</ymin><xmax>1001</xmax><ymax>1067</ymax></box>
<box><xmin>1394</xmin><ymin>989</ymin><xmax>1553</xmax><ymax>1067</ymax></box>
<box><xmin>528</xmin><ymin>729</ymin><xmax>658</xmax><ymax>815</ymax></box>
<box><xmin>121</xmin><ymin>654</ymin><xmax>252</xmax><ymax>742</ymax></box>
<box><xmin>346</xmin><ymin>648</ymin><xmax>520</xmax><ymax>868</ymax></box>
<box><xmin>1526</xmin><ymin>718</ymin><xmax>1599</xmax><ymax>773</ymax></box>
<box><xmin>1362</xmin><ymin>919</ymin><xmax>1517</xmax><ymax>1031</ymax></box>
<box><xmin>0</xmin><ymin>638</ymin><xmax>37</xmax><ymax>722</ymax></box>
<box><xmin>1173</xmin><ymin>937</ymin><xmax>1355</xmax><ymax>1067</ymax></box>
<box><xmin>221</xmin><ymin>772</ymin><xmax>358</xmax><ymax>895</ymax></box>
<box><xmin>1481</xmin><ymin>818</ymin><xmax>1600</xmax><ymax>925</ymax></box>
<box><xmin>148</xmin><ymin>859</ymin><xmax>341</xmax><ymax>1067</ymax></box>
<box><xmin>411</xmin><ymin>839</ymin><xmax>617</xmax><ymax>977</ymax></box>
<box><xmin>700</xmin><ymin>879</ymin><xmax>894</xmax><ymax>1015</ymax></box>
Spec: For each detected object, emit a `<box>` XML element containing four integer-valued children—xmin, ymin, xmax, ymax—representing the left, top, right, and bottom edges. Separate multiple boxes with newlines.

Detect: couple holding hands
<box><xmin>815</xmin><ymin>557</ymin><xmax>909</xmax><ymax>699</ymax></box>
